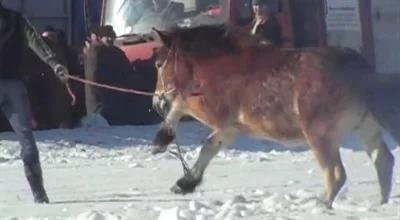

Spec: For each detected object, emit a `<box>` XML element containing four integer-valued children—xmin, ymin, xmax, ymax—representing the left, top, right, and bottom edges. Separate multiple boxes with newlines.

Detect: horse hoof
<box><xmin>34</xmin><ymin>194</ymin><xmax>49</xmax><ymax>204</ymax></box>
<box><xmin>380</xmin><ymin>198</ymin><xmax>389</xmax><ymax>205</ymax></box>
<box><xmin>171</xmin><ymin>184</ymin><xmax>187</xmax><ymax>194</ymax></box>
<box><xmin>317</xmin><ymin>193</ymin><xmax>333</xmax><ymax>209</ymax></box>
<box><xmin>170</xmin><ymin>183</ymin><xmax>196</xmax><ymax>194</ymax></box>
<box><xmin>170</xmin><ymin>175</ymin><xmax>201</xmax><ymax>194</ymax></box>
<box><xmin>324</xmin><ymin>202</ymin><xmax>333</xmax><ymax>210</ymax></box>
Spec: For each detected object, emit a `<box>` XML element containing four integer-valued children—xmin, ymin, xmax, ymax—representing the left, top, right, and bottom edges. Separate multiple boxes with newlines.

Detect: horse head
<box><xmin>152</xmin><ymin>25</ymin><xmax>237</xmax><ymax>117</ymax></box>
<box><xmin>152</xmin><ymin>28</ymin><xmax>194</xmax><ymax>117</ymax></box>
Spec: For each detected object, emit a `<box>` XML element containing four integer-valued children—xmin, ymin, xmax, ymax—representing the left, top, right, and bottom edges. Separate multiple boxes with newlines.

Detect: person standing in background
<box><xmin>251</xmin><ymin>0</ymin><xmax>283</xmax><ymax>46</ymax></box>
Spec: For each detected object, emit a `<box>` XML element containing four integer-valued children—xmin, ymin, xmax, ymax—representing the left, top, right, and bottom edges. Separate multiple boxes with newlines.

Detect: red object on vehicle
<box><xmin>119</xmin><ymin>42</ymin><xmax>158</xmax><ymax>62</ymax></box>
<box><xmin>208</xmin><ymin>7</ymin><xmax>222</xmax><ymax>17</ymax></box>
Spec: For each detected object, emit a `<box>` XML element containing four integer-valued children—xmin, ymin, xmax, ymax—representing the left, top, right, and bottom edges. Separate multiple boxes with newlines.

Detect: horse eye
<box><xmin>156</xmin><ymin>62</ymin><xmax>162</xmax><ymax>68</ymax></box>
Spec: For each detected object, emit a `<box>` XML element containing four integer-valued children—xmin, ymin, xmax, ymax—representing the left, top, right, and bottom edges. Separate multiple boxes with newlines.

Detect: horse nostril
<box><xmin>153</xmin><ymin>96</ymin><xmax>167</xmax><ymax>117</ymax></box>
<box><xmin>152</xmin><ymin>97</ymin><xmax>161</xmax><ymax>114</ymax></box>
<box><xmin>162</xmin><ymin>99</ymin><xmax>171</xmax><ymax>112</ymax></box>
<box><xmin>153</xmin><ymin>96</ymin><xmax>171</xmax><ymax>117</ymax></box>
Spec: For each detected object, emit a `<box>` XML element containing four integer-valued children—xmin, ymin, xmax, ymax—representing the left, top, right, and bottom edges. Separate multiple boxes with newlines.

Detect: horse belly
<box><xmin>185</xmin><ymin>97</ymin><xmax>228</xmax><ymax>130</ymax></box>
<box><xmin>238</xmin><ymin>107</ymin><xmax>305</xmax><ymax>144</ymax></box>
<box><xmin>238</xmin><ymin>73</ymin><xmax>304</xmax><ymax>144</ymax></box>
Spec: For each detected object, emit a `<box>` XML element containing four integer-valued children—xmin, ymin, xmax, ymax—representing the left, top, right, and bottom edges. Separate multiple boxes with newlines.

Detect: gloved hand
<box><xmin>53</xmin><ymin>64</ymin><xmax>69</xmax><ymax>83</ymax></box>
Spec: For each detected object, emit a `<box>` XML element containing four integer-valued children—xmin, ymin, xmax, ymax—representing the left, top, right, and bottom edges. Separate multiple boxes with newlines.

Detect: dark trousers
<box><xmin>0</xmin><ymin>79</ymin><xmax>48</xmax><ymax>203</ymax></box>
<box><xmin>0</xmin><ymin>80</ymin><xmax>39</xmax><ymax>164</ymax></box>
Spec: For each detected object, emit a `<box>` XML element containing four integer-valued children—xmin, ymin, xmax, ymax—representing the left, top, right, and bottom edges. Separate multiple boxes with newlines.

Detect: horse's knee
<box><xmin>153</xmin><ymin>127</ymin><xmax>175</xmax><ymax>154</ymax></box>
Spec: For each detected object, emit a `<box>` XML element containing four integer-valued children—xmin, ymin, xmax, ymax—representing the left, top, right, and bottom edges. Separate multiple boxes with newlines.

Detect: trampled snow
<box><xmin>0</xmin><ymin>121</ymin><xmax>399</xmax><ymax>220</ymax></box>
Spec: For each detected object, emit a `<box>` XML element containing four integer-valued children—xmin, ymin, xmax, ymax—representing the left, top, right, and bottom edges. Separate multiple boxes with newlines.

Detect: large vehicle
<box><xmin>99</xmin><ymin>0</ymin><xmax>295</xmax><ymax>123</ymax></box>
<box><xmin>102</xmin><ymin>0</ymin><xmax>294</xmax><ymax>62</ymax></box>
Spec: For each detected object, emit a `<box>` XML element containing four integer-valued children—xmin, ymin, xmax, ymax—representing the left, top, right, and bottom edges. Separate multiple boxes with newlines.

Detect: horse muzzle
<box><xmin>153</xmin><ymin>94</ymin><xmax>171</xmax><ymax>117</ymax></box>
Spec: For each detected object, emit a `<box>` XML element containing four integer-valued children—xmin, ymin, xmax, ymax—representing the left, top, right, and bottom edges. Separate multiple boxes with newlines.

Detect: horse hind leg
<box><xmin>300</xmin><ymin>113</ymin><xmax>350</xmax><ymax>208</ymax></box>
<box><xmin>171</xmin><ymin>127</ymin><xmax>239</xmax><ymax>194</ymax></box>
<box><xmin>355</xmin><ymin>114</ymin><xmax>394</xmax><ymax>204</ymax></box>
<box><xmin>304</xmin><ymin>132</ymin><xmax>346</xmax><ymax>208</ymax></box>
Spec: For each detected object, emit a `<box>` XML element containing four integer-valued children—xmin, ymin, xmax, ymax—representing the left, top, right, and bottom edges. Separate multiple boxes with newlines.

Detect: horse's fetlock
<box><xmin>153</xmin><ymin>128</ymin><xmax>176</xmax><ymax>154</ymax></box>
<box><xmin>324</xmin><ymin>200</ymin><xmax>334</xmax><ymax>210</ymax></box>
<box><xmin>155</xmin><ymin>128</ymin><xmax>175</xmax><ymax>145</ymax></box>
<box><xmin>24</xmin><ymin>164</ymin><xmax>49</xmax><ymax>203</ymax></box>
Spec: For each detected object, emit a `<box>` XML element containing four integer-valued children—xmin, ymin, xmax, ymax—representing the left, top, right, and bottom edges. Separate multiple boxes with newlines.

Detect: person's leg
<box><xmin>0</xmin><ymin>80</ymin><xmax>49</xmax><ymax>203</ymax></box>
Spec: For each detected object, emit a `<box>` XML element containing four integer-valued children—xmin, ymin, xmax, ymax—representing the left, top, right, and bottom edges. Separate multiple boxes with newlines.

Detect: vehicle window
<box><xmin>104</xmin><ymin>0</ymin><xmax>229</xmax><ymax>36</ymax></box>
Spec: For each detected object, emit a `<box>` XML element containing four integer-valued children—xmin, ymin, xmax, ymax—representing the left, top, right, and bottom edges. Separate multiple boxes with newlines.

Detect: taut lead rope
<box><xmin>66</xmin><ymin>75</ymin><xmax>158</xmax><ymax>96</ymax></box>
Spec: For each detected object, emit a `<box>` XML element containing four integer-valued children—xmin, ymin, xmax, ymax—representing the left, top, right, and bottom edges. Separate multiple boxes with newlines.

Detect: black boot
<box><xmin>24</xmin><ymin>163</ymin><xmax>49</xmax><ymax>203</ymax></box>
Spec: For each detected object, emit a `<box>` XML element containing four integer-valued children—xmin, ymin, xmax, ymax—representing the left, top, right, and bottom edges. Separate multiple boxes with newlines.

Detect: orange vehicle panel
<box><xmin>120</xmin><ymin>41</ymin><xmax>158</xmax><ymax>62</ymax></box>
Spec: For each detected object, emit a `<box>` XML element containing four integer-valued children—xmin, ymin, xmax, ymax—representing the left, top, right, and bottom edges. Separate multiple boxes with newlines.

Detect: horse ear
<box><xmin>152</xmin><ymin>28</ymin><xmax>172</xmax><ymax>48</ymax></box>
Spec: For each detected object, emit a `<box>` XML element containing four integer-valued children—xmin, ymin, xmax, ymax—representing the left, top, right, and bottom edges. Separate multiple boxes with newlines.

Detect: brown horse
<box><xmin>151</xmin><ymin>25</ymin><xmax>397</xmax><ymax>208</ymax></box>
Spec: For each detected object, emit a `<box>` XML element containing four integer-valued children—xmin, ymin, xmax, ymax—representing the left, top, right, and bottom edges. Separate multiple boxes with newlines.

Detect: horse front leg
<box><xmin>171</xmin><ymin>127</ymin><xmax>238</xmax><ymax>194</ymax></box>
<box><xmin>152</xmin><ymin>104</ymin><xmax>184</xmax><ymax>154</ymax></box>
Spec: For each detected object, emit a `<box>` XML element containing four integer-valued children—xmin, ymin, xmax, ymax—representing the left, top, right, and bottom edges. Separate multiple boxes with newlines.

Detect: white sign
<box><xmin>326</xmin><ymin>0</ymin><xmax>361</xmax><ymax>31</ymax></box>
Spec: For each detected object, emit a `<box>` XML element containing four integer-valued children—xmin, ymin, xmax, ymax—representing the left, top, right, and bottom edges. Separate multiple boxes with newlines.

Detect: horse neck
<box><xmin>172</xmin><ymin>32</ymin><xmax>281</xmax><ymax>93</ymax></box>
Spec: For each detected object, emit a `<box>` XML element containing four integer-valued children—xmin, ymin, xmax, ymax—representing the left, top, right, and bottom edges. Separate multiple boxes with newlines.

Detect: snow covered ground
<box><xmin>0</xmin><ymin>121</ymin><xmax>399</xmax><ymax>220</ymax></box>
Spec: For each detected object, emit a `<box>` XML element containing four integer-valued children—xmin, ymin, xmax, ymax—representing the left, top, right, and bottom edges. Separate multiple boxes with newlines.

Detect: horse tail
<box><xmin>362</xmin><ymin>74</ymin><xmax>400</xmax><ymax>142</ymax></box>
<box><xmin>331</xmin><ymin>47</ymin><xmax>400</xmax><ymax>142</ymax></box>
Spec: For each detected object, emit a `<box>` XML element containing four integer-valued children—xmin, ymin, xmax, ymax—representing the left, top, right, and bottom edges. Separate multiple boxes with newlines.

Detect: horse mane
<box><xmin>169</xmin><ymin>25</ymin><xmax>258</xmax><ymax>58</ymax></box>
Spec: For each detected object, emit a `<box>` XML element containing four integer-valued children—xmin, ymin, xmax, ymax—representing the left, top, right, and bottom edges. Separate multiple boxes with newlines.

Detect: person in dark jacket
<box><xmin>84</xmin><ymin>26</ymin><xmax>136</xmax><ymax>124</ymax></box>
<box><xmin>251</xmin><ymin>0</ymin><xmax>282</xmax><ymax>46</ymax></box>
<box><xmin>0</xmin><ymin>3</ymin><xmax>69</xmax><ymax>203</ymax></box>
<box><xmin>83</xmin><ymin>26</ymin><xmax>130</xmax><ymax>124</ymax></box>
<box><xmin>83</xmin><ymin>25</ymin><xmax>160</xmax><ymax>125</ymax></box>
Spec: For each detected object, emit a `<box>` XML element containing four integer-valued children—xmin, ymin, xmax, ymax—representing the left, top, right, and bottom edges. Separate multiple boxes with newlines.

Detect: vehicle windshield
<box><xmin>103</xmin><ymin>0</ymin><xmax>229</xmax><ymax>37</ymax></box>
